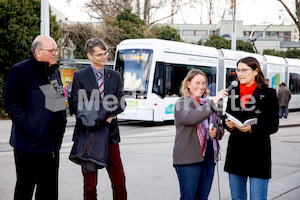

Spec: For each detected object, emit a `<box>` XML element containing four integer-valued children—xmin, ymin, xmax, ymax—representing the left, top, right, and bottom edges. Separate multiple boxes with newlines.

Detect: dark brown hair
<box><xmin>85</xmin><ymin>38</ymin><xmax>107</xmax><ymax>54</ymax></box>
<box><xmin>237</xmin><ymin>57</ymin><xmax>268</xmax><ymax>89</ymax></box>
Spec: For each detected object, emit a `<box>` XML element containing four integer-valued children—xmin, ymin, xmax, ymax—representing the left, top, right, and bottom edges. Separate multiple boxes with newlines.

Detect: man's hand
<box><xmin>106</xmin><ymin>116</ymin><xmax>116</xmax><ymax>124</ymax></box>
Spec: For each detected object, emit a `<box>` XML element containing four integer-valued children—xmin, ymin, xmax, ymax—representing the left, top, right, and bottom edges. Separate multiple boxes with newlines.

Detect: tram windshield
<box><xmin>115</xmin><ymin>49</ymin><xmax>153</xmax><ymax>96</ymax></box>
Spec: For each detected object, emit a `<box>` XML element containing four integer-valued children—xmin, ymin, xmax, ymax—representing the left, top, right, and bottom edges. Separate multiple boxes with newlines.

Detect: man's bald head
<box><xmin>31</xmin><ymin>35</ymin><xmax>56</xmax><ymax>54</ymax></box>
<box><xmin>31</xmin><ymin>35</ymin><xmax>58</xmax><ymax>66</ymax></box>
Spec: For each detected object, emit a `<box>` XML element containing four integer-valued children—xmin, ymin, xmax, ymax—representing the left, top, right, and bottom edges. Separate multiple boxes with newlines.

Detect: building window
<box><xmin>244</xmin><ymin>31</ymin><xmax>251</xmax><ymax>36</ymax></box>
<box><xmin>266</xmin><ymin>31</ymin><xmax>277</xmax><ymax>36</ymax></box>
<box><xmin>265</xmin><ymin>31</ymin><xmax>291</xmax><ymax>41</ymax></box>
<box><xmin>182</xmin><ymin>30</ymin><xmax>194</xmax><ymax>36</ymax></box>
<box><xmin>279</xmin><ymin>31</ymin><xmax>291</xmax><ymax>41</ymax></box>
<box><xmin>255</xmin><ymin>31</ymin><xmax>263</xmax><ymax>37</ymax></box>
<box><xmin>195</xmin><ymin>30</ymin><xmax>207</xmax><ymax>36</ymax></box>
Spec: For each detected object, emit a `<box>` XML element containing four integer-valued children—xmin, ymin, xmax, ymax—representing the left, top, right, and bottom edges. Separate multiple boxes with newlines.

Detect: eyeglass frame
<box><xmin>39</xmin><ymin>48</ymin><xmax>59</xmax><ymax>55</ymax></box>
<box><xmin>92</xmin><ymin>51</ymin><xmax>109</xmax><ymax>58</ymax></box>
<box><xmin>235</xmin><ymin>68</ymin><xmax>253</xmax><ymax>74</ymax></box>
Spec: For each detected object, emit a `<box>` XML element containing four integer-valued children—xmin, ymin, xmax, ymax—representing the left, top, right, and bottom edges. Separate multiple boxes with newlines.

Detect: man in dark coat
<box><xmin>69</xmin><ymin>38</ymin><xmax>127</xmax><ymax>200</ymax></box>
<box><xmin>4</xmin><ymin>35</ymin><xmax>67</xmax><ymax>200</ymax></box>
<box><xmin>277</xmin><ymin>82</ymin><xmax>291</xmax><ymax>118</ymax></box>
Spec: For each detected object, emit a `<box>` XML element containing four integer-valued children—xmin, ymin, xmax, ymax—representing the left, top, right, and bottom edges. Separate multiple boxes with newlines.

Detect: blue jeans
<box><xmin>174</xmin><ymin>158</ymin><xmax>215</xmax><ymax>200</ymax></box>
<box><xmin>279</xmin><ymin>106</ymin><xmax>288</xmax><ymax>118</ymax></box>
<box><xmin>229</xmin><ymin>173</ymin><xmax>269</xmax><ymax>200</ymax></box>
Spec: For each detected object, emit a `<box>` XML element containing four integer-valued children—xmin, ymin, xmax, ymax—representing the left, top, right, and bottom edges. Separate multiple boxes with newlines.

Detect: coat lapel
<box><xmin>86</xmin><ymin>66</ymin><xmax>98</xmax><ymax>90</ymax></box>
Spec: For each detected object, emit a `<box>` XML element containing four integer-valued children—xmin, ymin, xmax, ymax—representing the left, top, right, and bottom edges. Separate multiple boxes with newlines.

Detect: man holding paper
<box><xmin>223</xmin><ymin>57</ymin><xmax>279</xmax><ymax>200</ymax></box>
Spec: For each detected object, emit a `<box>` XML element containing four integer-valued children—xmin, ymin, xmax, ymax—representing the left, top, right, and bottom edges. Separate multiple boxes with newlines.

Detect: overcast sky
<box><xmin>48</xmin><ymin>0</ymin><xmax>294</xmax><ymax>25</ymax></box>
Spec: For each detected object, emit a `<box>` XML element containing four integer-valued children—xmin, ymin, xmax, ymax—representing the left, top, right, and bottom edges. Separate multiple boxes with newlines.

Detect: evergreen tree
<box><xmin>149</xmin><ymin>25</ymin><xmax>182</xmax><ymax>42</ymax></box>
<box><xmin>0</xmin><ymin>0</ymin><xmax>60</xmax><ymax>110</ymax></box>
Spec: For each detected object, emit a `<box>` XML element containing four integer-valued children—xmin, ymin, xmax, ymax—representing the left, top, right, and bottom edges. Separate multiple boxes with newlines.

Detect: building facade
<box><xmin>159</xmin><ymin>20</ymin><xmax>298</xmax><ymax>54</ymax></box>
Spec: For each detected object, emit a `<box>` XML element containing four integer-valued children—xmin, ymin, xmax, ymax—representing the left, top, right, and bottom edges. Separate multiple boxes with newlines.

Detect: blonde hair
<box><xmin>180</xmin><ymin>68</ymin><xmax>208</xmax><ymax>96</ymax></box>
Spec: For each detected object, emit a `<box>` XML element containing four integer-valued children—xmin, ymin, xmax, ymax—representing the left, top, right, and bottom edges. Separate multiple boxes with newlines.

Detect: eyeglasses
<box><xmin>39</xmin><ymin>48</ymin><xmax>59</xmax><ymax>54</ymax></box>
<box><xmin>93</xmin><ymin>51</ymin><xmax>108</xmax><ymax>58</ymax></box>
<box><xmin>236</xmin><ymin>68</ymin><xmax>253</xmax><ymax>74</ymax></box>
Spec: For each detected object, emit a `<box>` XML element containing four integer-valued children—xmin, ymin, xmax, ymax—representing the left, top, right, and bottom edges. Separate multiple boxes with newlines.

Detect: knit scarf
<box><xmin>189</xmin><ymin>93</ymin><xmax>220</xmax><ymax>163</ymax></box>
<box><xmin>240</xmin><ymin>81</ymin><xmax>257</xmax><ymax>108</ymax></box>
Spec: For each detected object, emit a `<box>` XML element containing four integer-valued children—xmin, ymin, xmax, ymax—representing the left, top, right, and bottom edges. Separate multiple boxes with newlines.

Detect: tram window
<box><xmin>115</xmin><ymin>49</ymin><xmax>153</xmax><ymax>95</ymax></box>
<box><xmin>154</xmin><ymin>63</ymin><xmax>217</xmax><ymax>97</ymax></box>
<box><xmin>226</xmin><ymin>68</ymin><xmax>237</xmax><ymax>88</ymax></box>
<box><xmin>153</xmin><ymin>62</ymin><xmax>165</xmax><ymax>98</ymax></box>
<box><xmin>192</xmin><ymin>66</ymin><xmax>217</xmax><ymax>96</ymax></box>
<box><xmin>289</xmin><ymin>73</ymin><xmax>300</xmax><ymax>94</ymax></box>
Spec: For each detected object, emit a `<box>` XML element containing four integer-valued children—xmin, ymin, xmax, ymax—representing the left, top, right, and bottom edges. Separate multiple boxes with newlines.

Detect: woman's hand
<box><xmin>213</xmin><ymin>89</ymin><xmax>228</xmax><ymax>104</ymax></box>
<box><xmin>225</xmin><ymin>119</ymin><xmax>236</xmax><ymax>128</ymax></box>
<box><xmin>225</xmin><ymin>119</ymin><xmax>252</xmax><ymax>133</ymax></box>
<box><xmin>209</xmin><ymin>127</ymin><xmax>217</xmax><ymax>138</ymax></box>
<box><xmin>236</xmin><ymin>125</ymin><xmax>252</xmax><ymax>133</ymax></box>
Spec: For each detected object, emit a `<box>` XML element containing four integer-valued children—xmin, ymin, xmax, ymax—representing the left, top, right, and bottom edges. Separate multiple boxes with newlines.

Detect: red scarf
<box><xmin>240</xmin><ymin>81</ymin><xmax>257</xmax><ymax>108</ymax></box>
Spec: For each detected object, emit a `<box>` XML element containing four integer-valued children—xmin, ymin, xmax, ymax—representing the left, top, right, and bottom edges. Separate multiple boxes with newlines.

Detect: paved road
<box><xmin>0</xmin><ymin>117</ymin><xmax>300</xmax><ymax>200</ymax></box>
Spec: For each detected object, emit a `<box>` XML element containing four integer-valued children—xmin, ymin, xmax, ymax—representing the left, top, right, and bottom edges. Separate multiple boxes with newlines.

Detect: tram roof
<box><xmin>118</xmin><ymin>38</ymin><xmax>219</xmax><ymax>58</ymax></box>
<box><xmin>220</xmin><ymin>49</ymin><xmax>264</xmax><ymax>63</ymax></box>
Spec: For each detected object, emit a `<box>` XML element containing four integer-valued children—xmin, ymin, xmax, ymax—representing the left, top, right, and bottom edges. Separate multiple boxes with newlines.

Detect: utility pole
<box><xmin>248</xmin><ymin>24</ymin><xmax>272</xmax><ymax>53</ymax></box>
<box><xmin>41</xmin><ymin>0</ymin><xmax>50</xmax><ymax>36</ymax></box>
<box><xmin>231</xmin><ymin>0</ymin><xmax>236</xmax><ymax>50</ymax></box>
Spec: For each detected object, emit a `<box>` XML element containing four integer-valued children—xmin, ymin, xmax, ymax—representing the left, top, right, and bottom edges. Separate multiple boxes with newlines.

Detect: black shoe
<box><xmin>279</xmin><ymin>116</ymin><xmax>282</xmax><ymax>118</ymax></box>
<box><xmin>284</xmin><ymin>116</ymin><xmax>287</xmax><ymax>118</ymax></box>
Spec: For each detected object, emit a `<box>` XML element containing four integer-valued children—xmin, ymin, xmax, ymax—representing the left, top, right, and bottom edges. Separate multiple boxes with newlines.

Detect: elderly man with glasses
<box><xmin>4</xmin><ymin>35</ymin><xmax>67</xmax><ymax>200</ymax></box>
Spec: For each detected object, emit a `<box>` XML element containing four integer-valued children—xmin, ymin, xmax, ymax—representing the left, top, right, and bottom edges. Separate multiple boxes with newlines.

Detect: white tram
<box><xmin>114</xmin><ymin>38</ymin><xmax>300</xmax><ymax>121</ymax></box>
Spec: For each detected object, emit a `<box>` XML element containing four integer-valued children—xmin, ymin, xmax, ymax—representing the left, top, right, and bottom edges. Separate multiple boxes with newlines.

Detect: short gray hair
<box><xmin>31</xmin><ymin>41</ymin><xmax>42</xmax><ymax>54</ymax></box>
<box><xmin>85</xmin><ymin>38</ymin><xmax>107</xmax><ymax>54</ymax></box>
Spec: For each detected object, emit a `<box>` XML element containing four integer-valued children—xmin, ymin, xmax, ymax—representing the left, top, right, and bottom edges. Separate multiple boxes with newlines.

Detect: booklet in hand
<box><xmin>225</xmin><ymin>112</ymin><xmax>257</xmax><ymax>127</ymax></box>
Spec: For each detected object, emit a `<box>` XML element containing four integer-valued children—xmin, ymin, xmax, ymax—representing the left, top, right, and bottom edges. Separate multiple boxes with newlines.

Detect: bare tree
<box><xmin>136</xmin><ymin>0</ymin><xmax>141</xmax><ymax>18</ymax></box>
<box><xmin>146</xmin><ymin>0</ymin><xmax>185</xmax><ymax>26</ymax></box>
<box><xmin>188</xmin><ymin>0</ymin><xmax>233</xmax><ymax>24</ymax></box>
<box><xmin>206</xmin><ymin>0</ymin><xmax>214</xmax><ymax>24</ymax></box>
<box><xmin>72</xmin><ymin>0</ymin><xmax>185</xmax><ymax>26</ymax></box>
<box><xmin>83</xmin><ymin>0</ymin><xmax>133</xmax><ymax>22</ymax></box>
<box><xmin>277</xmin><ymin>0</ymin><xmax>300</xmax><ymax>40</ymax></box>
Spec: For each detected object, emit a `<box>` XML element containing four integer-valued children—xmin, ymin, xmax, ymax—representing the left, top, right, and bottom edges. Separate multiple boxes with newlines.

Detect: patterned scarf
<box><xmin>189</xmin><ymin>93</ymin><xmax>220</xmax><ymax>163</ymax></box>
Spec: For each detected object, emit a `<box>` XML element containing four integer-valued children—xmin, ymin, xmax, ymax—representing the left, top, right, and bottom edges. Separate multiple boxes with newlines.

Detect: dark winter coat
<box><xmin>69</xmin><ymin>102</ymin><xmax>110</xmax><ymax>168</ymax></box>
<box><xmin>4</xmin><ymin>53</ymin><xmax>67</xmax><ymax>153</ymax></box>
<box><xmin>223</xmin><ymin>85</ymin><xmax>279</xmax><ymax>179</ymax></box>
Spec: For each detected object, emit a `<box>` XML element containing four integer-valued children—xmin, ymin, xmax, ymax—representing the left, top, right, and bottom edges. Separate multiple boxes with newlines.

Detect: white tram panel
<box><xmin>264</xmin><ymin>55</ymin><xmax>286</xmax><ymax>90</ymax></box>
<box><xmin>115</xmin><ymin>39</ymin><xmax>219</xmax><ymax>121</ymax></box>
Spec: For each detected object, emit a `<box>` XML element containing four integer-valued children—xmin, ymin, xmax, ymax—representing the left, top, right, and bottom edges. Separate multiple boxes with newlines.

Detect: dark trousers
<box><xmin>82</xmin><ymin>139</ymin><xmax>127</xmax><ymax>200</ymax></box>
<box><xmin>13</xmin><ymin>149</ymin><xmax>59</xmax><ymax>200</ymax></box>
<box><xmin>279</xmin><ymin>106</ymin><xmax>288</xmax><ymax>118</ymax></box>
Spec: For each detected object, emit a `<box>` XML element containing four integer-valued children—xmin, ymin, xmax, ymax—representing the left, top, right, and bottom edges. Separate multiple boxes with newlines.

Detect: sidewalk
<box><xmin>1</xmin><ymin>111</ymin><xmax>300</xmax><ymax>144</ymax></box>
<box><xmin>0</xmin><ymin>112</ymin><xmax>300</xmax><ymax>199</ymax></box>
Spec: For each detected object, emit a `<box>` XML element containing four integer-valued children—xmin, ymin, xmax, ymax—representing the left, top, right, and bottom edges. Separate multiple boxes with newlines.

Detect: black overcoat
<box><xmin>223</xmin><ymin>85</ymin><xmax>279</xmax><ymax>179</ymax></box>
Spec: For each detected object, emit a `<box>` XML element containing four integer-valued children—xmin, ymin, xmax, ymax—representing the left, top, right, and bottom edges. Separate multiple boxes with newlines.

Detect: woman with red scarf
<box><xmin>173</xmin><ymin>69</ymin><xmax>228</xmax><ymax>200</ymax></box>
<box><xmin>224</xmin><ymin>57</ymin><xmax>279</xmax><ymax>200</ymax></box>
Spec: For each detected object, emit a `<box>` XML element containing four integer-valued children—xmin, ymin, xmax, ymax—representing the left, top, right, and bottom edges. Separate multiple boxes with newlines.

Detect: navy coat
<box><xmin>69</xmin><ymin>66</ymin><xmax>125</xmax><ymax>144</ymax></box>
<box><xmin>69</xmin><ymin>102</ymin><xmax>110</xmax><ymax>168</ymax></box>
<box><xmin>4</xmin><ymin>53</ymin><xmax>67</xmax><ymax>153</ymax></box>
